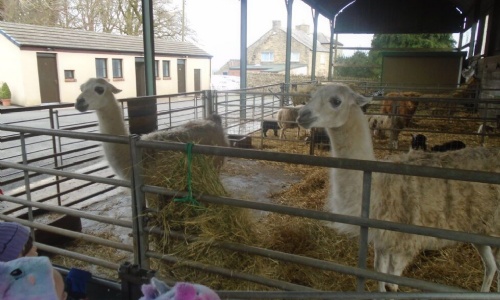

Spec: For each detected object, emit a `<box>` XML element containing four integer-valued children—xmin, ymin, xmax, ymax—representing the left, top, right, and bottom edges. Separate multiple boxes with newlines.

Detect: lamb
<box><xmin>430</xmin><ymin>140</ymin><xmax>466</xmax><ymax>152</ymax></box>
<box><xmin>277</xmin><ymin>105</ymin><xmax>302</xmax><ymax>139</ymax></box>
<box><xmin>261</xmin><ymin>118</ymin><xmax>279</xmax><ymax>137</ymax></box>
<box><xmin>380</xmin><ymin>92</ymin><xmax>420</xmax><ymax>127</ymax></box>
<box><xmin>297</xmin><ymin>83</ymin><xmax>500</xmax><ymax>292</ymax></box>
<box><xmin>74</xmin><ymin>78</ymin><xmax>229</xmax><ymax>180</ymax></box>
<box><xmin>410</xmin><ymin>134</ymin><xmax>427</xmax><ymax>151</ymax></box>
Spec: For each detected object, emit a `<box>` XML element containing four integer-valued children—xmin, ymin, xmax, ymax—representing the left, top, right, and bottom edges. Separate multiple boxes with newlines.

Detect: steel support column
<box><xmin>284</xmin><ymin>0</ymin><xmax>294</xmax><ymax>95</ymax></box>
<box><xmin>311</xmin><ymin>9</ymin><xmax>319</xmax><ymax>82</ymax></box>
<box><xmin>240</xmin><ymin>0</ymin><xmax>248</xmax><ymax>119</ymax></box>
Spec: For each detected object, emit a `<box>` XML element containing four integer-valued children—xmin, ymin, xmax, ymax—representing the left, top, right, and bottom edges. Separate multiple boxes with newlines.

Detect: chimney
<box><xmin>272</xmin><ymin>20</ymin><xmax>281</xmax><ymax>29</ymax></box>
<box><xmin>295</xmin><ymin>24</ymin><xmax>310</xmax><ymax>33</ymax></box>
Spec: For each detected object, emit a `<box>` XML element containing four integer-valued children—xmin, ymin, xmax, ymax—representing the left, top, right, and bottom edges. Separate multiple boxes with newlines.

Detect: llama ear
<box><xmin>354</xmin><ymin>94</ymin><xmax>372</xmax><ymax>107</ymax></box>
<box><xmin>111</xmin><ymin>86</ymin><xmax>122</xmax><ymax>94</ymax></box>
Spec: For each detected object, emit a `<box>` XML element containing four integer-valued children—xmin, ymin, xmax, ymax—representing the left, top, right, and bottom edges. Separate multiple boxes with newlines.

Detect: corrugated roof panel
<box><xmin>0</xmin><ymin>21</ymin><xmax>212</xmax><ymax>57</ymax></box>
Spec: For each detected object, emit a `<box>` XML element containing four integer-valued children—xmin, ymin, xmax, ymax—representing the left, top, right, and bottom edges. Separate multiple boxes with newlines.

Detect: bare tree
<box><xmin>1</xmin><ymin>0</ymin><xmax>197</xmax><ymax>42</ymax></box>
<box><xmin>2</xmin><ymin>0</ymin><xmax>61</xmax><ymax>26</ymax></box>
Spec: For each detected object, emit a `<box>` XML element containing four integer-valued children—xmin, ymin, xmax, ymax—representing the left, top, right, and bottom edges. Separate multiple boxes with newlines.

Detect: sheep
<box><xmin>367</xmin><ymin>115</ymin><xmax>405</xmax><ymax>149</ymax></box>
<box><xmin>297</xmin><ymin>83</ymin><xmax>500</xmax><ymax>293</ymax></box>
<box><xmin>410</xmin><ymin>134</ymin><xmax>427</xmax><ymax>151</ymax></box>
<box><xmin>277</xmin><ymin>105</ymin><xmax>303</xmax><ymax>139</ymax></box>
<box><xmin>380</xmin><ymin>92</ymin><xmax>420</xmax><ymax>127</ymax></box>
<box><xmin>74</xmin><ymin>78</ymin><xmax>229</xmax><ymax>180</ymax></box>
<box><xmin>430</xmin><ymin>140</ymin><xmax>466</xmax><ymax>152</ymax></box>
<box><xmin>261</xmin><ymin>118</ymin><xmax>279</xmax><ymax>137</ymax></box>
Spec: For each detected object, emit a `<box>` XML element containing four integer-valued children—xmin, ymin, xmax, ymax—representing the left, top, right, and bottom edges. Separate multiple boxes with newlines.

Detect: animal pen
<box><xmin>2</xmin><ymin>80</ymin><xmax>500</xmax><ymax>299</ymax></box>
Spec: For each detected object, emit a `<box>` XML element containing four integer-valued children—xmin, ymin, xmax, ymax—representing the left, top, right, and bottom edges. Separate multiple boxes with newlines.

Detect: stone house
<box><xmin>219</xmin><ymin>20</ymin><xmax>342</xmax><ymax>77</ymax></box>
<box><xmin>0</xmin><ymin>21</ymin><xmax>212</xmax><ymax>107</ymax></box>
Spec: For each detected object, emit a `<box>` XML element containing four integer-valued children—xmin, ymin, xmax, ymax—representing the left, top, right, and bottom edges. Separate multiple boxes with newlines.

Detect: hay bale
<box><xmin>144</xmin><ymin>150</ymin><xmax>270</xmax><ymax>289</ymax></box>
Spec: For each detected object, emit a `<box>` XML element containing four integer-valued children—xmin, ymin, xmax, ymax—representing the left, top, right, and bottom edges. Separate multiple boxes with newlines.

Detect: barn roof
<box><xmin>302</xmin><ymin>0</ymin><xmax>493</xmax><ymax>34</ymax></box>
<box><xmin>0</xmin><ymin>21</ymin><xmax>212</xmax><ymax>57</ymax></box>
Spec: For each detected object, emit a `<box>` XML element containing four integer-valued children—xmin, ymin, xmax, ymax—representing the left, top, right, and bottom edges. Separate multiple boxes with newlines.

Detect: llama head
<box><xmin>75</xmin><ymin>78</ymin><xmax>122</xmax><ymax>112</ymax></box>
<box><xmin>297</xmin><ymin>83</ymin><xmax>371</xmax><ymax>129</ymax></box>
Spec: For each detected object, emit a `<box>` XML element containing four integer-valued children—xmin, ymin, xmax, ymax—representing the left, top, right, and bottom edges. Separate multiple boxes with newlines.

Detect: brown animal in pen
<box><xmin>380</xmin><ymin>92</ymin><xmax>421</xmax><ymax>127</ymax></box>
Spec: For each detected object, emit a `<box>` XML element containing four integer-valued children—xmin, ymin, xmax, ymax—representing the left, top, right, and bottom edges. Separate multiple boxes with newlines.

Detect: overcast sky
<box><xmin>182</xmin><ymin>0</ymin><xmax>374</xmax><ymax>71</ymax></box>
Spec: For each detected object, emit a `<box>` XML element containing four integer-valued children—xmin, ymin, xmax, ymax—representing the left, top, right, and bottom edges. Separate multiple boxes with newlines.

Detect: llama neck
<box><xmin>326</xmin><ymin>107</ymin><xmax>375</xmax><ymax>160</ymax></box>
<box><xmin>95</xmin><ymin>102</ymin><xmax>129</xmax><ymax>136</ymax></box>
<box><xmin>324</xmin><ymin>106</ymin><xmax>375</xmax><ymax>234</ymax></box>
<box><xmin>95</xmin><ymin>101</ymin><xmax>132</xmax><ymax>180</ymax></box>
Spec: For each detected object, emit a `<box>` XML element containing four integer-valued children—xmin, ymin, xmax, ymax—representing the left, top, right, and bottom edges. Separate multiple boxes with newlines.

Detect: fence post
<box><xmin>203</xmin><ymin>90</ymin><xmax>214</xmax><ymax>118</ymax></box>
<box><xmin>19</xmin><ymin>133</ymin><xmax>35</xmax><ymax>240</ymax></box>
<box><xmin>280</xmin><ymin>83</ymin><xmax>285</xmax><ymax>107</ymax></box>
<box><xmin>356</xmin><ymin>171</ymin><xmax>372</xmax><ymax>291</ymax></box>
<box><xmin>129</xmin><ymin>135</ymin><xmax>149</xmax><ymax>269</ymax></box>
<box><xmin>49</xmin><ymin>108</ymin><xmax>62</xmax><ymax>206</ymax></box>
<box><xmin>118</xmin><ymin>262</ymin><xmax>155</xmax><ymax>300</ymax></box>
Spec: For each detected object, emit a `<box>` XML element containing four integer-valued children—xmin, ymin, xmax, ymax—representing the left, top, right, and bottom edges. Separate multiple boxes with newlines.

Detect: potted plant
<box><xmin>1</xmin><ymin>82</ymin><xmax>11</xmax><ymax>106</ymax></box>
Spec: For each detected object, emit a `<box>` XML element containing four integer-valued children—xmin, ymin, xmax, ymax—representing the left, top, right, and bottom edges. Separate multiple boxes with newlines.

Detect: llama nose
<box><xmin>75</xmin><ymin>97</ymin><xmax>89</xmax><ymax>112</ymax></box>
<box><xmin>298</xmin><ymin>110</ymin><xmax>311</xmax><ymax>121</ymax></box>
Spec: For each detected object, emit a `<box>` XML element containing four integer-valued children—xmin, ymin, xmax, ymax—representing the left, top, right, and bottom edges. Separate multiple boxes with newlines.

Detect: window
<box><xmin>155</xmin><ymin>60</ymin><xmax>159</xmax><ymax>78</ymax></box>
<box><xmin>261</xmin><ymin>51</ymin><xmax>274</xmax><ymax>62</ymax></box>
<box><xmin>291</xmin><ymin>52</ymin><xmax>300</xmax><ymax>62</ymax></box>
<box><xmin>64</xmin><ymin>70</ymin><xmax>75</xmax><ymax>79</ymax></box>
<box><xmin>162</xmin><ymin>60</ymin><xmax>170</xmax><ymax>78</ymax></box>
<box><xmin>95</xmin><ymin>58</ymin><xmax>107</xmax><ymax>78</ymax></box>
<box><xmin>112</xmin><ymin>59</ymin><xmax>123</xmax><ymax>78</ymax></box>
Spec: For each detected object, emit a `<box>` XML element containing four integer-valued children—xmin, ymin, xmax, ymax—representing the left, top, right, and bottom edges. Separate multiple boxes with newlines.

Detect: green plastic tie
<box><xmin>174</xmin><ymin>143</ymin><xmax>202</xmax><ymax>207</ymax></box>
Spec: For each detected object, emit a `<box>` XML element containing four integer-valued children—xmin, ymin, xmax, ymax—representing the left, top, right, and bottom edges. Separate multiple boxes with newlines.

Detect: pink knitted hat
<box><xmin>0</xmin><ymin>222</ymin><xmax>30</xmax><ymax>262</ymax></box>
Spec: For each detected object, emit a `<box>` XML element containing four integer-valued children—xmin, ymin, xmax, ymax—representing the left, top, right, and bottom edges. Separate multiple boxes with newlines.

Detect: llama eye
<box><xmin>329</xmin><ymin>97</ymin><xmax>341</xmax><ymax>108</ymax></box>
<box><xmin>94</xmin><ymin>86</ymin><xmax>105</xmax><ymax>95</ymax></box>
<box><xmin>10</xmin><ymin>268</ymin><xmax>23</xmax><ymax>278</ymax></box>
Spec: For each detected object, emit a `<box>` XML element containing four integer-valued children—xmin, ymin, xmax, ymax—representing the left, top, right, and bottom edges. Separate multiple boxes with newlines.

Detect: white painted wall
<box><xmin>0</xmin><ymin>37</ymin><xmax>24</xmax><ymax>106</ymax></box>
<box><xmin>0</xmin><ymin>35</ymin><xmax>212</xmax><ymax>106</ymax></box>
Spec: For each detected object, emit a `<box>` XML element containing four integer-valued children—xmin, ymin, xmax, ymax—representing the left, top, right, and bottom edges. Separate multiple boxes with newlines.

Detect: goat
<box><xmin>367</xmin><ymin>115</ymin><xmax>405</xmax><ymax>149</ymax></box>
<box><xmin>430</xmin><ymin>140</ymin><xmax>466</xmax><ymax>152</ymax></box>
<box><xmin>261</xmin><ymin>118</ymin><xmax>279</xmax><ymax>137</ymax></box>
<box><xmin>296</xmin><ymin>83</ymin><xmax>500</xmax><ymax>293</ymax></box>
<box><xmin>380</xmin><ymin>92</ymin><xmax>420</xmax><ymax>127</ymax></box>
<box><xmin>411</xmin><ymin>134</ymin><xmax>427</xmax><ymax>151</ymax></box>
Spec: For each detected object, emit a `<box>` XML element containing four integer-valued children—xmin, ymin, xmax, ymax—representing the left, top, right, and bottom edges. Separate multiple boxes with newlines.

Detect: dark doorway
<box><xmin>135</xmin><ymin>58</ymin><xmax>146</xmax><ymax>96</ymax></box>
<box><xmin>194</xmin><ymin>69</ymin><xmax>201</xmax><ymax>92</ymax></box>
<box><xmin>37</xmin><ymin>53</ymin><xmax>60</xmax><ymax>103</ymax></box>
<box><xmin>177</xmin><ymin>59</ymin><xmax>186</xmax><ymax>93</ymax></box>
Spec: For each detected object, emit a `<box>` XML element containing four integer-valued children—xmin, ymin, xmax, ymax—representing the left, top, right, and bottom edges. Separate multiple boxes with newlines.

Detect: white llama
<box><xmin>74</xmin><ymin>78</ymin><xmax>229</xmax><ymax>180</ymax></box>
<box><xmin>296</xmin><ymin>83</ymin><xmax>500</xmax><ymax>292</ymax></box>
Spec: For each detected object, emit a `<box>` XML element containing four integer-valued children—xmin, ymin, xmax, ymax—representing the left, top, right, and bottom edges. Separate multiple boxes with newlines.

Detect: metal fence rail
<box><xmin>2</xmin><ymin>83</ymin><xmax>500</xmax><ymax>299</ymax></box>
<box><xmin>2</xmin><ymin>122</ymin><xmax>500</xmax><ymax>299</ymax></box>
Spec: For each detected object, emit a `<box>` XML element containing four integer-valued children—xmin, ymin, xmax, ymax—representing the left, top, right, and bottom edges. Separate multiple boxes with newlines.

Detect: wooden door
<box><xmin>37</xmin><ymin>53</ymin><xmax>60</xmax><ymax>103</ymax></box>
<box><xmin>194</xmin><ymin>69</ymin><xmax>201</xmax><ymax>91</ymax></box>
<box><xmin>177</xmin><ymin>59</ymin><xmax>186</xmax><ymax>93</ymax></box>
<box><xmin>135</xmin><ymin>59</ymin><xmax>146</xmax><ymax>96</ymax></box>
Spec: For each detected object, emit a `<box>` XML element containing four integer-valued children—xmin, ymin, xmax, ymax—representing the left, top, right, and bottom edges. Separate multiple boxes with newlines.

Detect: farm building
<box><xmin>217</xmin><ymin>20</ymin><xmax>343</xmax><ymax>76</ymax></box>
<box><xmin>0</xmin><ymin>21</ymin><xmax>212</xmax><ymax>107</ymax></box>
